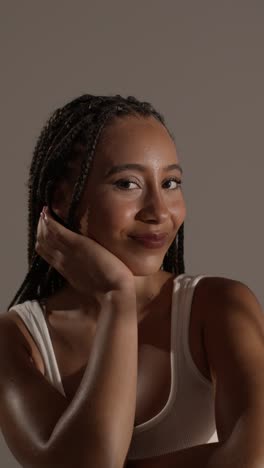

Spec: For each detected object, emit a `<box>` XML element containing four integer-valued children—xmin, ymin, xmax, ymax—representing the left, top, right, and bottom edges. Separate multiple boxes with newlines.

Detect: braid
<box><xmin>177</xmin><ymin>223</ymin><xmax>185</xmax><ymax>274</ymax></box>
<box><xmin>7</xmin><ymin>94</ymin><xmax>185</xmax><ymax>310</ymax></box>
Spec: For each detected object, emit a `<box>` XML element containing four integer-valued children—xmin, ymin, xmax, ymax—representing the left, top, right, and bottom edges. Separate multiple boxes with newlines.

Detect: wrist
<box><xmin>95</xmin><ymin>284</ymin><xmax>136</xmax><ymax>310</ymax></box>
<box><xmin>104</xmin><ymin>287</ymin><xmax>137</xmax><ymax>316</ymax></box>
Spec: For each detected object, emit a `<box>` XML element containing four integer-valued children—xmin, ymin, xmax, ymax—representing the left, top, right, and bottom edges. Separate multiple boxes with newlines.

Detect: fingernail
<box><xmin>42</xmin><ymin>206</ymin><xmax>48</xmax><ymax>222</ymax></box>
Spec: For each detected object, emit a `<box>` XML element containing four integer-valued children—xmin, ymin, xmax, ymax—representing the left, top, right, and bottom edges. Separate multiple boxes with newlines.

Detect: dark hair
<box><xmin>8</xmin><ymin>94</ymin><xmax>185</xmax><ymax>310</ymax></box>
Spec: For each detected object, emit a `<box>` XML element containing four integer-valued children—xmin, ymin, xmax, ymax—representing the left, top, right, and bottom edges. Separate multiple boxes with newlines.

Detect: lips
<box><xmin>130</xmin><ymin>233</ymin><xmax>168</xmax><ymax>241</ymax></box>
<box><xmin>129</xmin><ymin>234</ymin><xmax>168</xmax><ymax>249</ymax></box>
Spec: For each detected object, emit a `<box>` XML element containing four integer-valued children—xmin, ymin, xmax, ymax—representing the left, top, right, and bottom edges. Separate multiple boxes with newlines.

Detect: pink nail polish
<box><xmin>40</xmin><ymin>207</ymin><xmax>47</xmax><ymax>223</ymax></box>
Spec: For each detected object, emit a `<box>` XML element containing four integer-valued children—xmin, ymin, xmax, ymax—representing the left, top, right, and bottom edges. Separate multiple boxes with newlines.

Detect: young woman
<box><xmin>1</xmin><ymin>94</ymin><xmax>263</xmax><ymax>468</ymax></box>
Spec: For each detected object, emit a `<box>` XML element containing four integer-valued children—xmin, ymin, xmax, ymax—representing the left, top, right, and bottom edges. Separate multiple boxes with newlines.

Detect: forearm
<box><xmin>126</xmin><ymin>442</ymin><xmax>221</xmax><ymax>468</ymax></box>
<box><xmin>46</xmin><ymin>288</ymin><xmax>138</xmax><ymax>468</ymax></box>
<box><xmin>206</xmin><ymin>407</ymin><xmax>264</xmax><ymax>468</ymax></box>
<box><xmin>165</xmin><ymin>408</ymin><xmax>264</xmax><ymax>468</ymax></box>
<box><xmin>127</xmin><ymin>408</ymin><xmax>264</xmax><ymax>468</ymax></box>
<box><xmin>139</xmin><ymin>442</ymin><xmax>222</xmax><ymax>468</ymax></box>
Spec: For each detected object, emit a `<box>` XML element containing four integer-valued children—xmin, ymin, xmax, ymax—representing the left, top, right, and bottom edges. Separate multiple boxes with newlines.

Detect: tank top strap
<box><xmin>9</xmin><ymin>300</ymin><xmax>66</xmax><ymax>397</ymax></box>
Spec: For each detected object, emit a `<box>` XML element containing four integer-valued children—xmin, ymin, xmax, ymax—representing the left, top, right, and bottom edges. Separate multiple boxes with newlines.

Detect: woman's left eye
<box><xmin>113</xmin><ymin>178</ymin><xmax>182</xmax><ymax>190</ymax></box>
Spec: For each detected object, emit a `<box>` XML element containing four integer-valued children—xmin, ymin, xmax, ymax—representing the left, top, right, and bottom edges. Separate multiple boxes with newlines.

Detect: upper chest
<box><xmin>9</xmin><ymin>276</ymin><xmax>212</xmax><ymax>402</ymax></box>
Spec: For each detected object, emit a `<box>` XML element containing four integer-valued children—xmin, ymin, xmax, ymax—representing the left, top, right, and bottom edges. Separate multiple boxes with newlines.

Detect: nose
<box><xmin>138</xmin><ymin>187</ymin><xmax>170</xmax><ymax>224</ymax></box>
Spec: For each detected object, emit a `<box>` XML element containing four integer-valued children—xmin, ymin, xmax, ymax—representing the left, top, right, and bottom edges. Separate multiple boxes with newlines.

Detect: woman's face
<box><xmin>72</xmin><ymin>115</ymin><xmax>186</xmax><ymax>276</ymax></box>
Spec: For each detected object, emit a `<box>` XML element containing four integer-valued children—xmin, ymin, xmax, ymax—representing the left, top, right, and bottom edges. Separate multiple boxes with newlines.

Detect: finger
<box><xmin>35</xmin><ymin>239</ymin><xmax>55</xmax><ymax>266</ymax></box>
<box><xmin>35</xmin><ymin>235</ymin><xmax>66</xmax><ymax>277</ymax></box>
<box><xmin>36</xmin><ymin>214</ymin><xmax>56</xmax><ymax>248</ymax></box>
<box><xmin>35</xmin><ymin>217</ymin><xmax>65</xmax><ymax>272</ymax></box>
<box><xmin>36</xmin><ymin>209</ymin><xmax>69</xmax><ymax>255</ymax></box>
<box><xmin>35</xmin><ymin>217</ymin><xmax>58</xmax><ymax>264</ymax></box>
<box><xmin>42</xmin><ymin>207</ymin><xmax>81</xmax><ymax>251</ymax></box>
<box><xmin>36</xmin><ymin>209</ymin><xmax>81</xmax><ymax>280</ymax></box>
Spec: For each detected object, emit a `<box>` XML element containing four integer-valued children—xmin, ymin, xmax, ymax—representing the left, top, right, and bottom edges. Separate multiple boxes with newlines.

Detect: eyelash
<box><xmin>113</xmin><ymin>177</ymin><xmax>182</xmax><ymax>191</ymax></box>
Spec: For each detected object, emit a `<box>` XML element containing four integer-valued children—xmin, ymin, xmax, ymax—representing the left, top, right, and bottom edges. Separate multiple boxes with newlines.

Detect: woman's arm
<box><xmin>200</xmin><ymin>277</ymin><xmax>264</xmax><ymax>468</ymax></box>
<box><xmin>126</xmin><ymin>278</ymin><xmax>264</xmax><ymax>468</ymax></box>
<box><xmin>125</xmin><ymin>442</ymin><xmax>222</xmax><ymax>468</ymax></box>
<box><xmin>0</xmin><ymin>288</ymin><xmax>138</xmax><ymax>468</ymax></box>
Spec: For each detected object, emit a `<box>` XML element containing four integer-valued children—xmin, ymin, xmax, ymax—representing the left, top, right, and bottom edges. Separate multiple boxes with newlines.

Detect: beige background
<box><xmin>1</xmin><ymin>1</ymin><xmax>263</xmax><ymax>466</ymax></box>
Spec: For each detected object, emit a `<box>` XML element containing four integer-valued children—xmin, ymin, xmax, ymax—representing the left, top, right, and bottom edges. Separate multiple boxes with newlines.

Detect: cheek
<box><xmin>166</xmin><ymin>196</ymin><xmax>186</xmax><ymax>218</ymax></box>
<box><xmin>89</xmin><ymin>199</ymin><xmax>133</xmax><ymax>234</ymax></box>
<box><xmin>84</xmin><ymin>190</ymin><xmax>186</xmax><ymax>235</ymax></box>
<box><xmin>174</xmin><ymin>197</ymin><xmax>186</xmax><ymax>218</ymax></box>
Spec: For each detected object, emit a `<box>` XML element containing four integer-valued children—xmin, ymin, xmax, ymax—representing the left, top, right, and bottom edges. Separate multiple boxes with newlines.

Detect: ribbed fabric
<box><xmin>8</xmin><ymin>300</ymin><xmax>66</xmax><ymax>398</ymax></box>
<box><xmin>8</xmin><ymin>273</ymin><xmax>218</xmax><ymax>460</ymax></box>
<box><xmin>127</xmin><ymin>273</ymin><xmax>218</xmax><ymax>459</ymax></box>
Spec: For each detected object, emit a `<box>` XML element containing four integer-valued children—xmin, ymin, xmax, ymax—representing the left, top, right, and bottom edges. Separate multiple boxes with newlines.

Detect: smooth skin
<box><xmin>39</xmin><ymin>212</ymin><xmax>264</xmax><ymax>468</ymax></box>
<box><xmin>41</xmin><ymin>113</ymin><xmax>186</xmax><ymax>320</ymax></box>
<box><xmin>0</xmin><ymin>114</ymin><xmax>186</xmax><ymax>468</ymax></box>
<box><xmin>1</xmin><ymin>114</ymin><xmax>264</xmax><ymax>468</ymax></box>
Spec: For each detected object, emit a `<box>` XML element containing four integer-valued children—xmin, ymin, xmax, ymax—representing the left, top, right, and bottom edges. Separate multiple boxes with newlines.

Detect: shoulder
<box><xmin>191</xmin><ymin>274</ymin><xmax>255</xmax><ymax>313</ymax></box>
<box><xmin>195</xmin><ymin>277</ymin><xmax>264</xmax><ymax>443</ymax></box>
<box><xmin>0</xmin><ymin>311</ymin><xmax>32</xmax><ymax>354</ymax></box>
<box><xmin>189</xmin><ymin>275</ymin><xmax>239</xmax><ymax>327</ymax></box>
<box><xmin>0</xmin><ymin>310</ymin><xmax>21</xmax><ymax>334</ymax></box>
<box><xmin>194</xmin><ymin>274</ymin><xmax>240</xmax><ymax>294</ymax></box>
<box><xmin>0</xmin><ymin>313</ymin><xmax>32</xmax><ymax>381</ymax></box>
<box><xmin>194</xmin><ymin>275</ymin><xmax>259</xmax><ymax>310</ymax></box>
<box><xmin>196</xmin><ymin>275</ymin><xmax>263</xmax><ymax>374</ymax></box>
<box><xmin>193</xmin><ymin>274</ymin><xmax>262</xmax><ymax>326</ymax></box>
<box><xmin>0</xmin><ymin>311</ymin><xmax>45</xmax><ymax>375</ymax></box>
<box><xmin>0</xmin><ymin>309</ymin><xmax>28</xmax><ymax>336</ymax></box>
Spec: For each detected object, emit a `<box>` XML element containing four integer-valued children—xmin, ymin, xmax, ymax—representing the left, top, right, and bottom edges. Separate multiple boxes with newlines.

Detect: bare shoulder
<box><xmin>194</xmin><ymin>276</ymin><xmax>264</xmax><ymax>443</ymax></box>
<box><xmin>0</xmin><ymin>310</ymin><xmax>45</xmax><ymax>375</ymax></box>
<box><xmin>189</xmin><ymin>275</ymin><xmax>240</xmax><ymax>327</ymax></box>
<box><xmin>195</xmin><ymin>275</ymin><xmax>260</xmax><ymax>309</ymax></box>
<box><xmin>0</xmin><ymin>311</ymin><xmax>31</xmax><ymax>355</ymax></box>
<box><xmin>195</xmin><ymin>274</ymin><xmax>240</xmax><ymax>295</ymax></box>
<box><xmin>196</xmin><ymin>275</ymin><xmax>263</xmax><ymax>372</ymax></box>
<box><xmin>0</xmin><ymin>310</ymin><xmax>21</xmax><ymax>335</ymax></box>
<box><xmin>0</xmin><ymin>313</ymin><xmax>30</xmax><ymax>383</ymax></box>
<box><xmin>192</xmin><ymin>275</ymin><xmax>253</xmax><ymax>314</ymax></box>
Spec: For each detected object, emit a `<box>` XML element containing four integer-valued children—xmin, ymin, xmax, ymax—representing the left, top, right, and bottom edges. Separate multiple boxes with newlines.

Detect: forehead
<box><xmin>94</xmin><ymin>114</ymin><xmax>178</xmax><ymax>169</ymax></box>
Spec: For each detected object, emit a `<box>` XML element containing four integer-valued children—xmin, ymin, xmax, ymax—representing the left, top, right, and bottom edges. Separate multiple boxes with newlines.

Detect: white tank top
<box><xmin>8</xmin><ymin>273</ymin><xmax>218</xmax><ymax>460</ymax></box>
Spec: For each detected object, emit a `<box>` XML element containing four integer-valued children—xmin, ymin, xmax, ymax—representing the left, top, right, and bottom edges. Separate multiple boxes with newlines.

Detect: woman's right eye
<box><xmin>113</xmin><ymin>179</ymin><xmax>139</xmax><ymax>190</ymax></box>
<box><xmin>113</xmin><ymin>177</ymin><xmax>182</xmax><ymax>191</ymax></box>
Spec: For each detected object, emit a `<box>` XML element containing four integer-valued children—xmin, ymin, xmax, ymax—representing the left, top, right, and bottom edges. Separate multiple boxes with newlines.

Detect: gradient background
<box><xmin>1</xmin><ymin>1</ymin><xmax>263</xmax><ymax>465</ymax></box>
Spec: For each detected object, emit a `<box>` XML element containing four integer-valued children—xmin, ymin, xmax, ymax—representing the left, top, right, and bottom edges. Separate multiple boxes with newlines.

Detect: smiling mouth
<box><xmin>129</xmin><ymin>236</ymin><xmax>168</xmax><ymax>249</ymax></box>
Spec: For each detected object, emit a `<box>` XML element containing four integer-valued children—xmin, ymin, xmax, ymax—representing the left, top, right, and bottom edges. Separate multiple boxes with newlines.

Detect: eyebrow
<box><xmin>105</xmin><ymin>163</ymin><xmax>183</xmax><ymax>177</ymax></box>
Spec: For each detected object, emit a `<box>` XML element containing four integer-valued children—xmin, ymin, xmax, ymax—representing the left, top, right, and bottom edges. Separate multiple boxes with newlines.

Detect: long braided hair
<box><xmin>7</xmin><ymin>94</ymin><xmax>185</xmax><ymax>310</ymax></box>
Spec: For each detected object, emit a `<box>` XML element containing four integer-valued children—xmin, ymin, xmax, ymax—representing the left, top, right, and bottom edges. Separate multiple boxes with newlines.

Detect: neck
<box><xmin>40</xmin><ymin>270</ymin><xmax>175</xmax><ymax>322</ymax></box>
